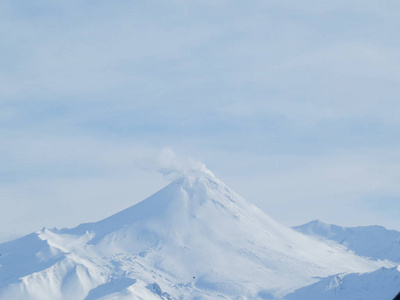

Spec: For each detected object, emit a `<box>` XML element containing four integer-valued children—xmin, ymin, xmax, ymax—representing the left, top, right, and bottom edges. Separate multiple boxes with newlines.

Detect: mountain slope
<box><xmin>0</xmin><ymin>174</ymin><xmax>392</xmax><ymax>299</ymax></box>
<box><xmin>294</xmin><ymin>219</ymin><xmax>400</xmax><ymax>263</ymax></box>
<box><xmin>286</xmin><ymin>266</ymin><xmax>400</xmax><ymax>300</ymax></box>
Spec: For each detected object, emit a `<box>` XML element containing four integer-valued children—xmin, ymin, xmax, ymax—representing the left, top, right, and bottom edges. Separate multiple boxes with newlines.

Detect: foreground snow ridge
<box><xmin>0</xmin><ymin>172</ymin><xmax>398</xmax><ymax>299</ymax></box>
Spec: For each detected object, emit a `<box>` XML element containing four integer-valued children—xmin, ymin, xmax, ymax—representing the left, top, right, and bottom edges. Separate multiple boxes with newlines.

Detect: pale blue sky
<box><xmin>1</xmin><ymin>0</ymin><xmax>400</xmax><ymax>241</ymax></box>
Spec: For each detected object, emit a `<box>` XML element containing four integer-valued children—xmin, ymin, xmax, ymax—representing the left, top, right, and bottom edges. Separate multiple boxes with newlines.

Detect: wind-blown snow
<box><xmin>0</xmin><ymin>172</ymin><xmax>396</xmax><ymax>299</ymax></box>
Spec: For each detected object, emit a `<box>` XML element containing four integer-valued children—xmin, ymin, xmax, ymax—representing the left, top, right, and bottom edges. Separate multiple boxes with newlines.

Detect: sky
<box><xmin>1</xmin><ymin>0</ymin><xmax>400</xmax><ymax>242</ymax></box>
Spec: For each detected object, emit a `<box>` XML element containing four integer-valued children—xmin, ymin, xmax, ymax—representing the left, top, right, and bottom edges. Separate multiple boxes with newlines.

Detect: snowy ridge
<box><xmin>294</xmin><ymin>219</ymin><xmax>400</xmax><ymax>263</ymax></box>
<box><xmin>0</xmin><ymin>173</ymin><xmax>396</xmax><ymax>299</ymax></box>
<box><xmin>286</xmin><ymin>266</ymin><xmax>400</xmax><ymax>300</ymax></box>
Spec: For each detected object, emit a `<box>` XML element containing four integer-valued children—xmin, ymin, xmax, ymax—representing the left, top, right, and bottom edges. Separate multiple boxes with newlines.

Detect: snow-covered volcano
<box><xmin>0</xmin><ymin>173</ymin><xmax>394</xmax><ymax>299</ymax></box>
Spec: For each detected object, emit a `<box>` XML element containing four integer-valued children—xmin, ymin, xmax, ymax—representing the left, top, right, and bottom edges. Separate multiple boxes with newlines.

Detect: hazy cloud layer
<box><xmin>1</xmin><ymin>0</ymin><xmax>400</xmax><ymax>241</ymax></box>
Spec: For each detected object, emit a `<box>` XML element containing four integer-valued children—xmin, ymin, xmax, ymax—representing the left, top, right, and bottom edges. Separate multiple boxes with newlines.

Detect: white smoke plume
<box><xmin>156</xmin><ymin>148</ymin><xmax>214</xmax><ymax>179</ymax></box>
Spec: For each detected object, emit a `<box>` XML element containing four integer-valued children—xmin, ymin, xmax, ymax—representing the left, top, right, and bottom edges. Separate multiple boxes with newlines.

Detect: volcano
<box><xmin>0</xmin><ymin>172</ymin><xmax>392</xmax><ymax>299</ymax></box>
